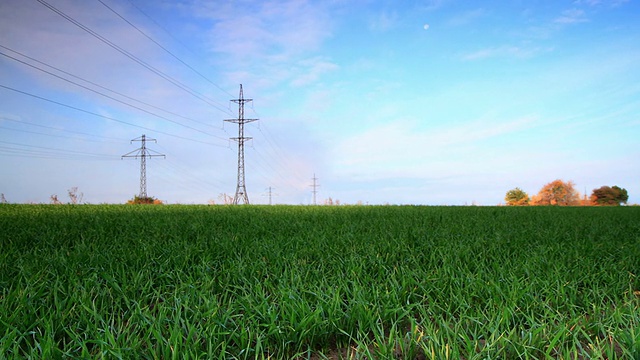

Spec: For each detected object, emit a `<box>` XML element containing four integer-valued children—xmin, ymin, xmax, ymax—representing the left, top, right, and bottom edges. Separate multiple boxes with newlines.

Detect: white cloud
<box><xmin>418</xmin><ymin>0</ymin><xmax>446</xmax><ymax>12</ymax></box>
<box><xmin>369</xmin><ymin>11</ymin><xmax>399</xmax><ymax>32</ymax></box>
<box><xmin>574</xmin><ymin>0</ymin><xmax>629</xmax><ymax>7</ymax></box>
<box><xmin>332</xmin><ymin>116</ymin><xmax>536</xmax><ymax>179</ymax></box>
<box><xmin>554</xmin><ymin>9</ymin><xmax>588</xmax><ymax>24</ymax></box>
<box><xmin>462</xmin><ymin>45</ymin><xmax>548</xmax><ymax>61</ymax></box>
<box><xmin>446</xmin><ymin>8</ymin><xmax>486</xmax><ymax>27</ymax></box>
<box><xmin>290</xmin><ymin>57</ymin><xmax>339</xmax><ymax>87</ymax></box>
<box><xmin>187</xmin><ymin>0</ymin><xmax>340</xmax><ymax>92</ymax></box>
<box><xmin>197</xmin><ymin>0</ymin><xmax>334</xmax><ymax>62</ymax></box>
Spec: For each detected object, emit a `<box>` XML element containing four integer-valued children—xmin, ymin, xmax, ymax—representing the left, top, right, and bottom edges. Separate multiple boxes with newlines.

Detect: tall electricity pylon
<box><xmin>225</xmin><ymin>84</ymin><xmax>258</xmax><ymax>205</ymax></box>
<box><xmin>121</xmin><ymin>134</ymin><xmax>165</xmax><ymax>198</ymax></box>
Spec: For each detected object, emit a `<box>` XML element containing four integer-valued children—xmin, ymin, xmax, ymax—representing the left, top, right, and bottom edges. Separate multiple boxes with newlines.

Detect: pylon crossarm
<box><xmin>121</xmin><ymin>149</ymin><xmax>142</xmax><ymax>158</ymax></box>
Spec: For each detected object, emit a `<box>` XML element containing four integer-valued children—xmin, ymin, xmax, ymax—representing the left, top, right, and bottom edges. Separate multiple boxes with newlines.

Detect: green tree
<box><xmin>591</xmin><ymin>185</ymin><xmax>628</xmax><ymax>206</ymax></box>
<box><xmin>505</xmin><ymin>187</ymin><xmax>530</xmax><ymax>206</ymax></box>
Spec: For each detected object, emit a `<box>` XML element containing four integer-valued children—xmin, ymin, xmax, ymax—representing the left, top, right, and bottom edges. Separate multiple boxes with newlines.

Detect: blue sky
<box><xmin>0</xmin><ymin>0</ymin><xmax>638</xmax><ymax>205</ymax></box>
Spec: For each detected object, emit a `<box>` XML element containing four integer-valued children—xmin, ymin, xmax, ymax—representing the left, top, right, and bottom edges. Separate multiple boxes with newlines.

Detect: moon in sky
<box><xmin>423</xmin><ymin>24</ymin><xmax>430</xmax><ymax>30</ymax></box>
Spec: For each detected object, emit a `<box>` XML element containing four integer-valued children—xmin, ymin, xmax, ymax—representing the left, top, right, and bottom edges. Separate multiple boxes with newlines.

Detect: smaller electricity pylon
<box><xmin>121</xmin><ymin>134</ymin><xmax>165</xmax><ymax>198</ymax></box>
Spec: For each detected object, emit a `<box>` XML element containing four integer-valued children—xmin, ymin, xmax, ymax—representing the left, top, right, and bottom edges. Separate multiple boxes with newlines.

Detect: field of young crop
<box><xmin>1</xmin><ymin>204</ymin><xmax>639</xmax><ymax>359</ymax></box>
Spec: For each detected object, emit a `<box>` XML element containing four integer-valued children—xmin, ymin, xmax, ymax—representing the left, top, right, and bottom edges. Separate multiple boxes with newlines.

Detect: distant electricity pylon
<box><xmin>225</xmin><ymin>84</ymin><xmax>258</xmax><ymax>205</ymax></box>
<box><xmin>263</xmin><ymin>186</ymin><xmax>278</xmax><ymax>205</ymax></box>
<box><xmin>121</xmin><ymin>134</ymin><xmax>165</xmax><ymax>198</ymax></box>
<box><xmin>310</xmin><ymin>174</ymin><xmax>320</xmax><ymax>205</ymax></box>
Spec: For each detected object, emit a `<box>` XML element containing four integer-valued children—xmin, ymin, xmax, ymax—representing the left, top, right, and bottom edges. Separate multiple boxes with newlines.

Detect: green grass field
<box><xmin>1</xmin><ymin>204</ymin><xmax>639</xmax><ymax>359</ymax></box>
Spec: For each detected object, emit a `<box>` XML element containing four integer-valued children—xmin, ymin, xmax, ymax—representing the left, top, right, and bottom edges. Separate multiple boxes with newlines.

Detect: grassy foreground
<box><xmin>0</xmin><ymin>204</ymin><xmax>639</xmax><ymax>359</ymax></box>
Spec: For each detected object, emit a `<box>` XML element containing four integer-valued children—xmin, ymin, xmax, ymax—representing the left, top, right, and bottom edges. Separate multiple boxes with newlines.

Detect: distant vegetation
<box><xmin>126</xmin><ymin>195</ymin><xmax>163</xmax><ymax>205</ymax></box>
<box><xmin>506</xmin><ymin>179</ymin><xmax>629</xmax><ymax>206</ymax></box>
<box><xmin>1</xmin><ymin>205</ymin><xmax>638</xmax><ymax>358</ymax></box>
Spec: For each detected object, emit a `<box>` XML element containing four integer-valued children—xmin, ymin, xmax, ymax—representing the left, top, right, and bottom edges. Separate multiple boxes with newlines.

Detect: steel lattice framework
<box><xmin>121</xmin><ymin>134</ymin><xmax>165</xmax><ymax>198</ymax></box>
<box><xmin>225</xmin><ymin>85</ymin><xmax>258</xmax><ymax>205</ymax></box>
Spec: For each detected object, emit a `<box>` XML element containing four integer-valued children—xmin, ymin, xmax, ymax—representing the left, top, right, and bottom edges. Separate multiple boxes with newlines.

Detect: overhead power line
<box><xmin>0</xmin><ymin>48</ymin><xmax>224</xmax><ymax>139</ymax></box>
<box><xmin>0</xmin><ymin>124</ymin><xmax>119</xmax><ymax>144</ymax></box>
<box><xmin>0</xmin><ymin>140</ymin><xmax>115</xmax><ymax>160</ymax></box>
<box><xmin>0</xmin><ymin>116</ymin><xmax>126</xmax><ymax>143</ymax></box>
<box><xmin>98</xmin><ymin>0</ymin><xmax>234</xmax><ymax>99</ymax></box>
<box><xmin>35</xmin><ymin>0</ymin><xmax>233</xmax><ymax>115</ymax></box>
<box><xmin>0</xmin><ymin>44</ymin><xmax>220</xmax><ymax>130</ymax></box>
<box><xmin>0</xmin><ymin>83</ymin><xmax>227</xmax><ymax>147</ymax></box>
<box><xmin>124</xmin><ymin>0</ymin><xmax>197</xmax><ymax>55</ymax></box>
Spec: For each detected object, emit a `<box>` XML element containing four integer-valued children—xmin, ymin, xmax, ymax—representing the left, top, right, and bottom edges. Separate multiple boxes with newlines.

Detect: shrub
<box><xmin>126</xmin><ymin>195</ymin><xmax>162</xmax><ymax>205</ymax></box>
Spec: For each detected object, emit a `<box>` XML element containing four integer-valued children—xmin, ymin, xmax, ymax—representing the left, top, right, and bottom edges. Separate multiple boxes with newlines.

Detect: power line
<box><xmin>245</xmin><ymin>104</ymin><xmax>309</xmax><ymax>186</ymax></box>
<box><xmin>253</xmin><ymin>122</ymin><xmax>309</xmax><ymax>186</ymax></box>
<box><xmin>0</xmin><ymin>83</ymin><xmax>226</xmax><ymax>147</ymax></box>
<box><xmin>242</xmin><ymin>105</ymin><xmax>311</xmax><ymax>191</ymax></box>
<box><xmin>124</xmin><ymin>0</ymin><xmax>197</xmax><ymax>55</ymax></box>
<box><xmin>0</xmin><ymin>44</ymin><xmax>221</xmax><ymax>130</ymax></box>
<box><xmin>98</xmin><ymin>0</ymin><xmax>234</xmax><ymax>99</ymax></box>
<box><xmin>0</xmin><ymin>140</ymin><xmax>115</xmax><ymax>160</ymax></box>
<box><xmin>0</xmin><ymin>47</ymin><xmax>226</xmax><ymax>140</ymax></box>
<box><xmin>0</xmin><ymin>124</ymin><xmax>119</xmax><ymax>144</ymax></box>
<box><xmin>0</xmin><ymin>116</ymin><xmax>126</xmax><ymax>143</ymax></box>
<box><xmin>154</xmin><ymin>143</ymin><xmax>234</xmax><ymax>190</ymax></box>
<box><xmin>152</xmin><ymin>158</ymin><xmax>229</xmax><ymax>200</ymax></box>
<box><xmin>35</xmin><ymin>0</ymin><xmax>233</xmax><ymax>115</ymax></box>
<box><xmin>224</xmin><ymin>84</ymin><xmax>258</xmax><ymax>205</ymax></box>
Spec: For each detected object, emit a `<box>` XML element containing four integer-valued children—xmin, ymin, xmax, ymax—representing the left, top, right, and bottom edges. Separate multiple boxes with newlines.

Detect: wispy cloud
<box><xmin>573</xmin><ymin>0</ymin><xmax>629</xmax><ymax>7</ymax></box>
<box><xmin>554</xmin><ymin>8</ymin><xmax>588</xmax><ymax>24</ymax></box>
<box><xmin>290</xmin><ymin>57</ymin><xmax>339</xmax><ymax>87</ymax></box>
<box><xmin>368</xmin><ymin>10</ymin><xmax>399</xmax><ymax>32</ymax></box>
<box><xmin>189</xmin><ymin>0</ymin><xmax>338</xmax><ymax>89</ymax></box>
<box><xmin>462</xmin><ymin>45</ymin><xmax>547</xmax><ymax>61</ymax></box>
<box><xmin>333</xmin><ymin>116</ymin><xmax>536</xmax><ymax>177</ymax></box>
<box><xmin>447</xmin><ymin>8</ymin><xmax>486</xmax><ymax>27</ymax></box>
<box><xmin>197</xmin><ymin>0</ymin><xmax>333</xmax><ymax>61</ymax></box>
<box><xmin>418</xmin><ymin>0</ymin><xmax>447</xmax><ymax>12</ymax></box>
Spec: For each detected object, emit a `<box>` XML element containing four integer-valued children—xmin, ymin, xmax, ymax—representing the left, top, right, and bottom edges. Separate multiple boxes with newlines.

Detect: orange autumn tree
<box><xmin>531</xmin><ymin>179</ymin><xmax>581</xmax><ymax>206</ymax></box>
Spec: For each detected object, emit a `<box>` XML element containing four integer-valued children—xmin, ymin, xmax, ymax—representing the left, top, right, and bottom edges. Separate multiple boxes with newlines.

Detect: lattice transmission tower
<box><xmin>225</xmin><ymin>84</ymin><xmax>258</xmax><ymax>205</ymax></box>
<box><xmin>121</xmin><ymin>134</ymin><xmax>165</xmax><ymax>198</ymax></box>
<box><xmin>310</xmin><ymin>174</ymin><xmax>320</xmax><ymax>205</ymax></box>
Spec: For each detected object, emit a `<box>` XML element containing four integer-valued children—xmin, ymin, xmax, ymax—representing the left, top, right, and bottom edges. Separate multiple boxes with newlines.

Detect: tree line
<box><xmin>505</xmin><ymin>180</ymin><xmax>629</xmax><ymax>206</ymax></box>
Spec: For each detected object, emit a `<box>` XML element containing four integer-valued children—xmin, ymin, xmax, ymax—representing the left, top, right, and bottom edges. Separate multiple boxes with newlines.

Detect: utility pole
<box><xmin>225</xmin><ymin>84</ymin><xmax>258</xmax><ymax>205</ymax></box>
<box><xmin>310</xmin><ymin>174</ymin><xmax>319</xmax><ymax>205</ymax></box>
<box><xmin>121</xmin><ymin>134</ymin><xmax>165</xmax><ymax>198</ymax></box>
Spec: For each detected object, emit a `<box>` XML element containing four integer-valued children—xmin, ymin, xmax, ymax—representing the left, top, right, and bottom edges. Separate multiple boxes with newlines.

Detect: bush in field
<box><xmin>591</xmin><ymin>185</ymin><xmax>628</xmax><ymax>206</ymax></box>
<box><xmin>67</xmin><ymin>187</ymin><xmax>83</xmax><ymax>205</ymax></box>
<box><xmin>504</xmin><ymin>187</ymin><xmax>529</xmax><ymax>206</ymax></box>
<box><xmin>126</xmin><ymin>195</ymin><xmax>162</xmax><ymax>204</ymax></box>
